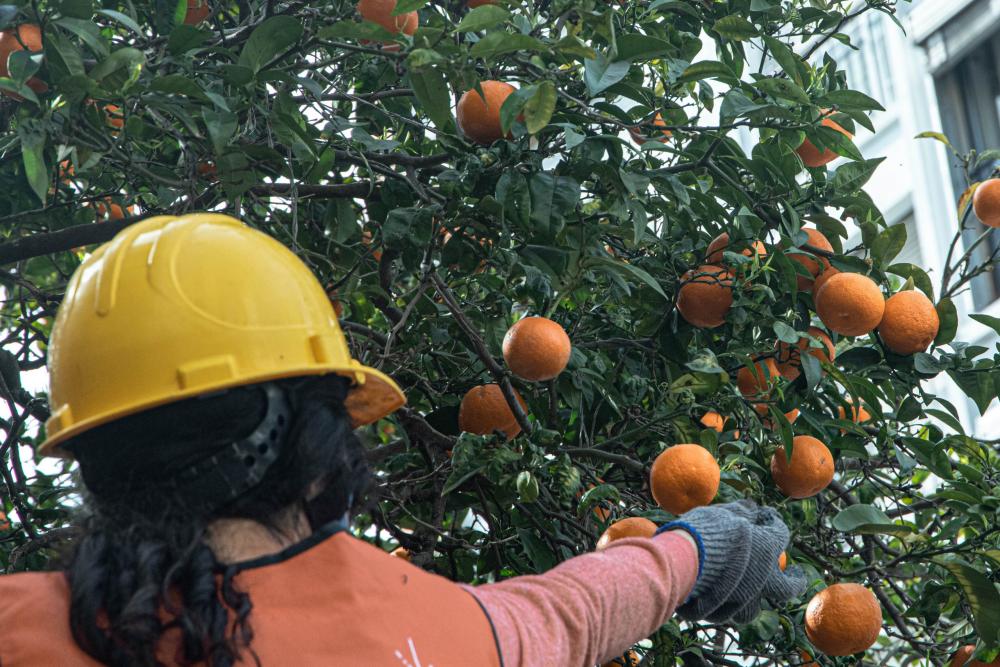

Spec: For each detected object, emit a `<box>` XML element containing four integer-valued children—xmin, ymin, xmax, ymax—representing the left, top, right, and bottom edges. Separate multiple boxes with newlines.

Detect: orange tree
<box><xmin>0</xmin><ymin>0</ymin><xmax>999</xmax><ymax>664</ymax></box>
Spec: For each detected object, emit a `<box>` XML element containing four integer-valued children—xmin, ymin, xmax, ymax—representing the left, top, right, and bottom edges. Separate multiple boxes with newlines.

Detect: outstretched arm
<box><xmin>464</xmin><ymin>531</ymin><xmax>698</xmax><ymax>667</ymax></box>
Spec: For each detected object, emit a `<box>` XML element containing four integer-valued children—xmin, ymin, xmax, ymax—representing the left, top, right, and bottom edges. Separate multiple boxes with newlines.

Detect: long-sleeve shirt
<box><xmin>465</xmin><ymin>531</ymin><xmax>699</xmax><ymax>666</ymax></box>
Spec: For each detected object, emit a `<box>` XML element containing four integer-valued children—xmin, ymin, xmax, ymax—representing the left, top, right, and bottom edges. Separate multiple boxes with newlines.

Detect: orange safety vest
<box><xmin>0</xmin><ymin>525</ymin><xmax>503</xmax><ymax>666</ymax></box>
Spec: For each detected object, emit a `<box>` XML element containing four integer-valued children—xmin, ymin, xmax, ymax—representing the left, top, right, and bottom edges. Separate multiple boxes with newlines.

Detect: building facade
<box><xmin>817</xmin><ymin>0</ymin><xmax>1000</xmax><ymax>436</ymax></box>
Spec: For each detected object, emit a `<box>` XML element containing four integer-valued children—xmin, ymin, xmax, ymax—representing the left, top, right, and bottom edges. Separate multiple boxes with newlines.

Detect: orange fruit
<box><xmin>649</xmin><ymin>444</ymin><xmax>720</xmax><ymax>515</ymax></box>
<box><xmin>805</xmin><ymin>583</ymin><xmax>882</xmax><ymax>656</ymax></box>
<box><xmin>770</xmin><ymin>435</ymin><xmax>834</xmax><ymax>499</ymax></box>
<box><xmin>973</xmin><ymin>179</ymin><xmax>1000</xmax><ymax>228</ymax></box>
<box><xmin>737</xmin><ymin>357</ymin><xmax>780</xmax><ymax>397</ymax></box>
<box><xmin>705</xmin><ymin>232</ymin><xmax>766</xmax><ymax>264</ymax></box>
<box><xmin>776</xmin><ymin>327</ymin><xmax>836</xmax><ymax>381</ymax></box>
<box><xmin>196</xmin><ymin>161</ymin><xmax>217</xmax><ymax>179</ymax></box>
<box><xmin>877</xmin><ymin>290</ymin><xmax>939</xmax><ymax>355</ymax></box>
<box><xmin>815</xmin><ymin>273</ymin><xmax>885</xmax><ymax>337</ymax></box>
<box><xmin>677</xmin><ymin>264</ymin><xmax>733</xmax><ymax>328</ymax></box>
<box><xmin>94</xmin><ymin>199</ymin><xmax>135</xmax><ymax>221</ymax></box>
<box><xmin>602</xmin><ymin>651</ymin><xmax>641</xmax><ymax>667</ymax></box>
<box><xmin>754</xmin><ymin>404</ymin><xmax>800</xmax><ymax>429</ymax></box>
<box><xmin>778</xmin><ymin>551</ymin><xmax>788</xmax><ymax>571</ymax></box>
<box><xmin>799</xmin><ymin>650</ymin><xmax>819</xmax><ymax>667</ymax></box>
<box><xmin>0</xmin><ymin>510</ymin><xmax>9</xmax><ymax>531</ymax></box>
<box><xmin>457</xmin><ymin>81</ymin><xmax>516</xmax><ymax>145</ymax></box>
<box><xmin>797</xmin><ymin>110</ymin><xmax>852</xmax><ymax>168</ymax></box>
<box><xmin>390</xmin><ymin>546</ymin><xmax>411</xmax><ymax>561</ymax></box>
<box><xmin>950</xmin><ymin>645</ymin><xmax>1000</xmax><ymax>667</ymax></box>
<box><xmin>104</xmin><ymin>103</ymin><xmax>124</xmax><ymax>130</ymax></box>
<box><xmin>790</xmin><ymin>228</ymin><xmax>833</xmax><ymax>291</ymax></box>
<box><xmin>596</xmin><ymin>517</ymin><xmax>657</xmax><ymax>550</ymax></box>
<box><xmin>184</xmin><ymin>0</ymin><xmax>211</xmax><ymax>25</ymax></box>
<box><xmin>502</xmin><ymin>316</ymin><xmax>571</xmax><ymax>381</ymax></box>
<box><xmin>458</xmin><ymin>384</ymin><xmax>527</xmax><ymax>440</ymax></box>
<box><xmin>357</xmin><ymin>0</ymin><xmax>418</xmax><ymax>37</ymax></box>
<box><xmin>0</xmin><ymin>24</ymin><xmax>46</xmax><ymax>97</ymax></box>
<box><xmin>361</xmin><ymin>229</ymin><xmax>383</xmax><ymax>262</ymax></box>
<box><xmin>837</xmin><ymin>402</ymin><xmax>871</xmax><ymax>425</ymax></box>
<box><xmin>700</xmin><ymin>411</ymin><xmax>725</xmax><ymax>432</ymax></box>
<box><xmin>628</xmin><ymin>112</ymin><xmax>672</xmax><ymax>145</ymax></box>
<box><xmin>812</xmin><ymin>265</ymin><xmax>840</xmax><ymax>298</ymax></box>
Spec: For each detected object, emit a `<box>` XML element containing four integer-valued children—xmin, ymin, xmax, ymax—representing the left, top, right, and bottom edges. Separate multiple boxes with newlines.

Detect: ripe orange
<box><xmin>837</xmin><ymin>402</ymin><xmax>871</xmax><ymax>425</ymax></box>
<box><xmin>390</xmin><ymin>546</ymin><xmax>411</xmax><ymax>561</ymax></box>
<box><xmin>197</xmin><ymin>161</ymin><xmax>218</xmax><ymax>179</ymax></box>
<box><xmin>812</xmin><ymin>265</ymin><xmax>840</xmax><ymax>297</ymax></box>
<box><xmin>805</xmin><ymin>583</ymin><xmax>882</xmax><ymax>656</ymax></box>
<box><xmin>737</xmin><ymin>358</ymin><xmax>780</xmax><ymax>397</ymax></box>
<box><xmin>104</xmin><ymin>103</ymin><xmax>124</xmax><ymax>130</ymax></box>
<box><xmin>0</xmin><ymin>24</ymin><xmax>46</xmax><ymax>97</ymax></box>
<box><xmin>361</xmin><ymin>229</ymin><xmax>383</xmax><ymax>262</ymax></box>
<box><xmin>457</xmin><ymin>81</ymin><xmax>516</xmax><ymax>145</ymax></box>
<box><xmin>950</xmin><ymin>645</ymin><xmax>1000</xmax><ymax>667</ymax></box>
<box><xmin>596</xmin><ymin>517</ymin><xmax>657</xmax><ymax>550</ymax></box>
<box><xmin>776</xmin><ymin>327</ymin><xmax>835</xmax><ymax>381</ymax></box>
<box><xmin>790</xmin><ymin>228</ymin><xmax>833</xmax><ymax>291</ymax></box>
<box><xmin>797</xmin><ymin>110</ymin><xmax>852</xmax><ymax>168</ymax></box>
<box><xmin>815</xmin><ymin>273</ymin><xmax>885</xmax><ymax>337</ymax></box>
<box><xmin>184</xmin><ymin>0</ymin><xmax>211</xmax><ymax>24</ymax></box>
<box><xmin>649</xmin><ymin>444</ymin><xmax>720</xmax><ymax>515</ymax></box>
<box><xmin>357</xmin><ymin>0</ymin><xmax>418</xmax><ymax>37</ymax></box>
<box><xmin>700</xmin><ymin>411</ymin><xmax>725</xmax><ymax>432</ymax></box>
<box><xmin>877</xmin><ymin>290</ymin><xmax>939</xmax><ymax>355</ymax></box>
<box><xmin>94</xmin><ymin>199</ymin><xmax>135</xmax><ymax>221</ymax></box>
<box><xmin>458</xmin><ymin>384</ymin><xmax>527</xmax><ymax>440</ymax></box>
<box><xmin>0</xmin><ymin>510</ymin><xmax>9</xmax><ymax>531</ymax></box>
<box><xmin>799</xmin><ymin>650</ymin><xmax>819</xmax><ymax>667</ymax></box>
<box><xmin>628</xmin><ymin>112</ymin><xmax>672</xmax><ymax>145</ymax></box>
<box><xmin>502</xmin><ymin>316</ymin><xmax>571</xmax><ymax>382</ymax></box>
<box><xmin>677</xmin><ymin>264</ymin><xmax>733</xmax><ymax>328</ymax></box>
<box><xmin>705</xmin><ymin>232</ymin><xmax>767</xmax><ymax>265</ymax></box>
<box><xmin>778</xmin><ymin>551</ymin><xmax>788</xmax><ymax>571</ymax></box>
<box><xmin>973</xmin><ymin>179</ymin><xmax>1000</xmax><ymax>228</ymax></box>
<box><xmin>770</xmin><ymin>435</ymin><xmax>834</xmax><ymax>499</ymax></box>
<box><xmin>602</xmin><ymin>651</ymin><xmax>640</xmax><ymax>667</ymax></box>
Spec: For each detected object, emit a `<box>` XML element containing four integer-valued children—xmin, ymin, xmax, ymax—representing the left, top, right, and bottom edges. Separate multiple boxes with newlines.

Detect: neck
<box><xmin>205</xmin><ymin>510</ymin><xmax>313</xmax><ymax>564</ymax></box>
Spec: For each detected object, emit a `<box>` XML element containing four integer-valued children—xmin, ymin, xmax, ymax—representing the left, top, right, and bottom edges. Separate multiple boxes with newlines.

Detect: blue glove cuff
<box><xmin>656</xmin><ymin>520</ymin><xmax>706</xmax><ymax>580</ymax></box>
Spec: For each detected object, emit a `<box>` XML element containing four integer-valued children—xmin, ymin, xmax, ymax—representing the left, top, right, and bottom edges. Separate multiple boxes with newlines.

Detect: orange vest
<box><xmin>0</xmin><ymin>526</ymin><xmax>503</xmax><ymax>666</ymax></box>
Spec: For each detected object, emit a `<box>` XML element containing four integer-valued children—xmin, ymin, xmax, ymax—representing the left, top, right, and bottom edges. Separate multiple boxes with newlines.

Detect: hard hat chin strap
<box><xmin>169</xmin><ymin>383</ymin><xmax>291</xmax><ymax>511</ymax></box>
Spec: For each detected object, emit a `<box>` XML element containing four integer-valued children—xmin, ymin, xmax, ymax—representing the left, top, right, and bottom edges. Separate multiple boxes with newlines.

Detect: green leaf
<box><xmin>773</xmin><ymin>321</ymin><xmax>799</xmax><ymax>345</ymax></box>
<box><xmin>584</xmin><ymin>53</ymin><xmax>631</xmax><ymax>96</ymax></box>
<box><xmin>935</xmin><ymin>298</ymin><xmax>958</xmax><ymax>345</ymax></box>
<box><xmin>832</xmin><ymin>504</ymin><xmax>913</xmax><ymax>536</ymax></box>
<box><xmin>17</xmin><ymin>124</ymin><xmax>47</xmax><ymax>205</ymax></box>
<box><xmin>677</xmin><ymin>60</ymin><xmax>736</xmax><ymax>84</ymax></box>
<box><xmin>816</xmin><ymin>89</ymin><xmax>885</xmax><ymax>111</ymax></box>
<box><xmin>614</xmin><ymin>34</ymin><xmax>673</xmax><ymax>62</ymax></box>
<box><xmin>58</xmin><ymin>0</ymin><xmax>94</xmax><ymax>19</ymax></box>
<box><xmin>587</xmin><ymin>257</ymin><xmax>666</xmax><ymax>299</ymax></box>
<box><xmin>712</xmin><ymin>15</ymin><xmax>757</xmax><ymax>40</ymax></box>
<box><xmin>319</xmin><ymin>21</ymin><xmax>397</xmax><ymax>42</ymax></box>
<box><xmin>871</xmin><ymin>223</ymin><xmax>907</xmax><ymax>264</ymax></box>
<box><xmin>916</xmin><ymin>131</ymin><xmax>952</xmax><ymax>147</ymax></box>
<box><xmin>553</xmin><ymin>35</ymin><xmax>595</xmax><ymax>61</ymax></box>
<box><xmin>237</xmin><ymin>16</ymin><xmax>303</xmax><ymax>74</ymax></box>
<box><xmin>935</xmin><ymin>558</ymin><xmax>1000</xmax><ymax>644</ymax></box>
<box><xmin>409</xmin><ymin>67</ymin><xmax>454</xmax><ymax>131</ymax></box>
<box><xmin>96</xmin><ymin>9</ymin><xmax>142</xmax><ymax>34</ymax></box>
<box><xmin>971</xmin><ymin>313</ymin><xmax>1000</xmax><ymax>336</ymax></box>
<box><xmin>499</xmin><ymin>85</ymin><xmax>533</xmax><ymax>135</ymax></box>
<box><xmin>168</xmin><ymin>24</ymin><xmax>210</xmax><ymax>55</ymax></box>
<box><xmin>55</xmin><ymin>17</ymin><xmax>110</xmax><ymax>58</ymax></box>
<box><xmin>754</xmin><ymin>77</ymin><xmax>810</xmax><ymax>104</ymax></box>
<box><xmin>762</xmin><ymin>36</ymin><xmax>806</xmax><ymax>85</ymax></box>
<box><xmin>887</xmin><ymin>263</ymin><xmax>934</xmax><ymax>301</ymax></box>
<box><xmin>203</xmin><ymin>110</ymin><xmax>238</xmax><ymax>154</ymax></box>
<box><xmin>831</xmin><ymin>158</ymin><xmax>884</xmax><ymax>193</ymax></box>
<box><xmin>43</xmin><ymin>30</ymin><xmax>85</xmax><ymax>78</ymax></box>
<box><xmin>523</xmin><ymin>81</ymin><xmax>555</xmax><ymax>134</ymax></box>
<box><xmin>89</xmin><ymin>47</ymin><xmax>145</xmax><ymax>90</ymax></box>
<box><xmin>391</xmin><ymin>0</ymin><xmax>427</xmax><ymax>13</ymax></box>
<box><xmin>405</xmin><ymin>48</ymin><xmax>446</xmax><ymax>69</ymax></box>
<box><xmin>150</xmin><ymin>74</ymin><xmax>211</xmax><ymax>102</ymax></box>
<box><xmin>455</xmin><ymin>5</ymin><xmax>508</xmax><ymax>32</ymax></box>
<box><xmin>470</xmin><ymin>32</ymin><xmax>545</xmax><ymax>60</ymax></box>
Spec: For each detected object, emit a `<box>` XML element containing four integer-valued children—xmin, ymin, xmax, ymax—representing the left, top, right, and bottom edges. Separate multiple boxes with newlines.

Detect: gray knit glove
<box><xmin>656</xmin><ymin>499</ymin><xmax>807</xmax><ymax>624</ymax></box>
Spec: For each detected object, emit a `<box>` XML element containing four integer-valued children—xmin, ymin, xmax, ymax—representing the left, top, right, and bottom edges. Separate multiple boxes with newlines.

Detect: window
<box><xmin>935</xmin><ymin>32</ymin><xmax>1000</xmax><ymax>307</ymax></box>
<box><xmin>892</xmin><ymin>212</ymin><xmax>923</xmax><ymax>267</ymax></box>
<box><xmin>822</xmin><ymin>12</ymin><xmax>896</xmax><ymax>106</ymax></box>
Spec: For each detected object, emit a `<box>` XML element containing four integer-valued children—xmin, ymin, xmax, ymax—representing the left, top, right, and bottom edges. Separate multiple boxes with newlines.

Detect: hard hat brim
<box><xmin>38</xmin><ymin>363</ymin><xmax>406</xmax><ymax>458</ymax></box>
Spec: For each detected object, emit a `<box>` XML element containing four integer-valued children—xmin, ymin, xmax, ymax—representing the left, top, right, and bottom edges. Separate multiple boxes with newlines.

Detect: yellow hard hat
<box><xmin>40</xmin><ymin>213</ymin><xmax>405</xmax><ymax>457</ymax></box>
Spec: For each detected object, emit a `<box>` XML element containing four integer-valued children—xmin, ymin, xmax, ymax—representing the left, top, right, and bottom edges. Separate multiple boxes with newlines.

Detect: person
<box><xmin>0</xmin><ymin>214</ymin><xmax>806</xmax><ymax>666</ymax></box>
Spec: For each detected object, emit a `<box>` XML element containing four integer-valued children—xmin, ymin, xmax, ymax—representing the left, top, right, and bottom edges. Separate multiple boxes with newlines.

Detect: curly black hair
<box><xmin>60</xmin><ymin>375</ymin><xmax>371</xmax><ymax>667</ymax></box>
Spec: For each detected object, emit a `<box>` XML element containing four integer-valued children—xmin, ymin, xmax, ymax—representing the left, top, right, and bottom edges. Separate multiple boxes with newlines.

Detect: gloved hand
<box><xmin>655</xmin><ymin>499</ymin><xmax>807</xmax><ymax>624</ymax></box>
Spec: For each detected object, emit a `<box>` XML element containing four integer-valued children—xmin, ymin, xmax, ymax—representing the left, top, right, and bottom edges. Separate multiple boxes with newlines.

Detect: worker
<box><xmin>0</xmin><ymin>214</ymin><xmax>805</xmax><ymax>666</ymax></box>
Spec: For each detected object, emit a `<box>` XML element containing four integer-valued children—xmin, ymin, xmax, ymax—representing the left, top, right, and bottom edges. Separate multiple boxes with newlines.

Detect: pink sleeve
<box><xmin>463</xmin><ymin>531</ymin><xmax>699</xmax><ymax>667</ymax></box>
